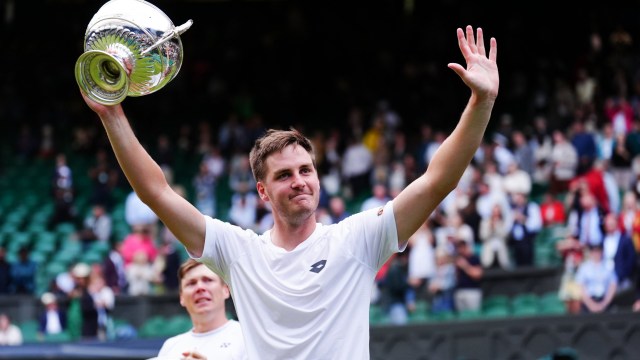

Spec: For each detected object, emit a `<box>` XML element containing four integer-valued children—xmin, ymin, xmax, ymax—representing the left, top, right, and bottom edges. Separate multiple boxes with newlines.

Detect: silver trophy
<box><xmin>75</xmin><ymin>0</ymin><xmax>193</xmax><ymax>105</ymax></box>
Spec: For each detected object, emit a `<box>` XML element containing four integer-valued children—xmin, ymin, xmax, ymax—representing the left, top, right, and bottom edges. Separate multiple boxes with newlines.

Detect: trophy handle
<box><xmin>141</xmin><ymin>19</ymin><xmax>193</xmax><ymax>56</ymax></box>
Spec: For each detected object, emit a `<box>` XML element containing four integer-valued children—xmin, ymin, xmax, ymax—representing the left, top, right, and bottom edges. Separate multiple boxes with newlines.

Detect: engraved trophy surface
<box><xmin>75</xmin><ymin>0</ymin><xmax>192</xmax><ymax>105</ymax></box>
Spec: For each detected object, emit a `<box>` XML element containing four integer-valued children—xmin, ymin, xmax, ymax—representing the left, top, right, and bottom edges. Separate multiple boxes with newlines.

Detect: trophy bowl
<box><xmin>75</xmin><ymin>0</ymin><xmax>192</xmax><ymax>105</ymax></box>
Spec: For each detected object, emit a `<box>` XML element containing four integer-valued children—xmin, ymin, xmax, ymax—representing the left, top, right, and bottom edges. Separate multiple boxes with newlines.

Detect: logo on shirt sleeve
<box><xmin>309</xmin><ymin>260</ymin><xmax>327</xmax><ymax>273</ymax></box>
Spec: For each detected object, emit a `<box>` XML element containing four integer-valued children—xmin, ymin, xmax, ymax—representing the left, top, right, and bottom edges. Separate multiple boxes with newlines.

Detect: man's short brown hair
<box><xmin>249</xmin><ymin>128</ymin><xmax>316</xmax><ymax>182</ymax></box>
<box><xmin>177</xmin><ymin>259</ymin><xmax>222</xmax><ymax>292</ymax></box>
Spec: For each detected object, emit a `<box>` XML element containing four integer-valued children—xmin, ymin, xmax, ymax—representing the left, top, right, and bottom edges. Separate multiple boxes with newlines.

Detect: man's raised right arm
<box><xmin>80</xmin><ymin>92</ymin><xmax>205</xmax><ymax>257</ymax></box>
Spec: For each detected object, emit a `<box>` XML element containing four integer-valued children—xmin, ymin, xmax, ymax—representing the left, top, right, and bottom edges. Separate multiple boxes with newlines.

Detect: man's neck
<box><xmin>192</xmin><ymin>314</ymin><xmax>228</xmax><ymax>334</ymax></box>
<box><xmin>271</xmin><ymin>218</ymin><xmax>317</xmax><ymax>251</ymax></box>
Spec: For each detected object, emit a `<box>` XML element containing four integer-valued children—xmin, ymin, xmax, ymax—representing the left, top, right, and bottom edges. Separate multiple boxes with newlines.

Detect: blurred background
<box><xmin>1</xmin><ymin>0</ymin><xmax>640</xmax><ymax>359</ymax></box>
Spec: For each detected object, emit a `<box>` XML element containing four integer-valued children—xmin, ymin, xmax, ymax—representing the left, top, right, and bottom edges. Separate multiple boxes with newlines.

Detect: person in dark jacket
<box><xmin>0</xmin><ymin>247</ymin><xmax>11</xmax><ymax>294</ymax></box>
<box><xmin>38</xmin><ymin>292</ymin><xmax>67</xmax><ymax>339</ymax></box>
<box><xmin>602</xmin><ymin>213</ymin><xmax>637</xmax><ymax>291</ymax></box>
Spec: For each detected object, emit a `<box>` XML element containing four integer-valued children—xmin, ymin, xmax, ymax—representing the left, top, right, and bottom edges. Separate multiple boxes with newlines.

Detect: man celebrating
<box><xmin>81</xmin><ymin>25</ymin><xmax>498</xmax><ymax>359</ymax></box>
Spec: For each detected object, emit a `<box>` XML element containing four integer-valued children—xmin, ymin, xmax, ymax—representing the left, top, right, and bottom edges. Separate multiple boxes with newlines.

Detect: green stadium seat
<box><xmin>482</xmin><ymin>294</ymin><xmax>509</xmax><ymax>311</ymax></box>
<box><xmin>165</xmin><ymin>315</ymin><xmax>193</xmax><ymax>335</ymax></box>
<box><xmin>29</xmin><ymin>250</ymin><xmax>48</xmax><ymax>264</ymax></box>
<box><xmin>111</xmin><ymin>223</ymin><xmax>131</xmax><ymax>242</ymax></box>
<box><xmin>4</xmin><ymin>210</ymin><xmax>27</xmax><ymax>227</ymax></box>
<box><xmin>482</xmin><ymin>305</ymin><xmax>510</xmax><ymax>318</ymax></box>
<box><xmin>88</xmin><ymin>241</ymin><xmax>111</xmax><ymax>255</ymax></box>
<box><xmin>81</xmin><ymin>250</ymin><xmax>104</xmax><ymax>265</ymax></box>
<box><xmin>6</xmin><ymin>232</ymin><xmax>32</xmax><ymax>252</ymax></box>
<box><xmin>511</xmin><ymin>303</ymin><xmax>539</xmax><ymax>317</ymax></box>
<box><xmin>55</xmin><ymin>222</ymin><xmax>77</xmax><ymax>236</ymax></box>
<box><xmin>32</xmin><ymin>231</ymin><xmax>58</xmax><ymax>254</ymax></box>
<box><xmin>0</xmin><ymin>193</ymin><xmax>15</xmax><ymax>208</ymax></box>
<box><xmin>408</xmin><ymin>311</ymin><xmax>430</xmax><ymax>324</ymax></box>
<box><xmin>46</xmin><ymin>261</ymin><xmax>70</xmax><ymax>278</ymax></box>
<box><xmin>430</xmin><ymin>310</ymin><xmax>456</xmax><ymax>322</ymax></box>
<box><xmin>369</xmin><ymin>304</ymin><xmax>388</xmax><ymax>325</ymax></box>
<box><xmin>138</xmin><ymin>315</ymin><xmax>168</xmax><ymax>338</ymax></box>
<box><xmin>19</xmin><ymin>320</ymin><xmax>40</xmax><ymax>343</ymax></box>
<box><xmin>22</xmin><ymin>194</ymin><xmax>40</xmax><ymax>210</ymax></box>
<box><xmin>511</xmin><ymin>293</ymin><xmax>539</xmax><ymax>308</ymax></box>
<box><xmin>51</xmin><ymin>252</ymin><xmax>78</xmax><ymax>266</ymax></box>
<box><xmin>44</xmin><ymin>331</ymin><xmax>72</xmax><ymax>343</ymax></box>
<box><xmin>408</xmin><ymin>300</ymin><xmax>430</xmax><ymax>323</ymax></box>
<box><xmin>457</xmin><ymin>309</ymin><xmax>483</xmax><ymax>321</ymax></box>
<box><xmin>26</xmin><ymin>223</ymin><xmax>48</xmax><ymax>233</ymax></box>
<box><xmin>59</xmin><ymin>239</ymin><xmax>82</xmax><ymax>256</ymax></box>
<box><xmin>482</xmin><ymin>295</ymin><xmax>511</xmax><ymax>318</ymax></box>
<box><xmin>510</xmin><ymin>293</ymin><xmax>539</xmax><ymax>316</ymax></box>
<box><xmin>112</xmin><ymin>318</ymin><xmax>138</xmax><ymax>339</ymax></box>
<box><xmin>539</xmin><ymin>292</ymin><xmax>566</xmax><ymax>315</ymax></box>
<box><xmin>0</xmin><ymin>224</ymin><xmax>19</xmax><ymax>235</ymax></box>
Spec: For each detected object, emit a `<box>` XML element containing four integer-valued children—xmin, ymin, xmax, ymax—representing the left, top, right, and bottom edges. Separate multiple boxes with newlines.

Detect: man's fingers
<box><xmin>489</xmin><ymin>37</ymin><xmax>498</xmax><ymax>62</ymax></box>
<box><xmin>476</xmin><ymin>27</ymin><xmax>486</xmax><ymax>57</ymax></box>
<box><xmin>466</xmin><ymin>25</ymin><xmax>477</xmax><ymax>53</ymax></box>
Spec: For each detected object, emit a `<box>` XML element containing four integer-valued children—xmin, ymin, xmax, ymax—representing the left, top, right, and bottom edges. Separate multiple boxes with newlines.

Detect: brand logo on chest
<box><xmin>309</xmin><ymin>260</ymin><xmax>327</xmax><ymax>273</ymax></box>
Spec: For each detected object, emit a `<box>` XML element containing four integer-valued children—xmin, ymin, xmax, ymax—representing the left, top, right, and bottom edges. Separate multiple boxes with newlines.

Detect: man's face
<box><xmin>257</xmin><ymin>144</ymin><xmax>320</xmax><ymax>225</ymax></box>
<box><xmin>179</xmin><ymin>265</ymin><xmax>229</xmax><ymax>316</ymax></box>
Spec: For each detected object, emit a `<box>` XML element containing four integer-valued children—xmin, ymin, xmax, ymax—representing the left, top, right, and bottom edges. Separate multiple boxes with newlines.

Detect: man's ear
<box><xmin>257</xmin><ymin>182</ymin><xmax>269</xmax><ymax>201</ymax></box>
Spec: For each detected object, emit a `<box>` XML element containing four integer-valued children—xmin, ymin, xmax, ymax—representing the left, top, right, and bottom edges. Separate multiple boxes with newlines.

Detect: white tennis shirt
<box><xmin>157</xmin><ymin>319</ymin><xmax>246</xmax><ymax>360</ymax></box>
<box><xmin>194</xmin><ymin>201</ymin><xmax>400</xmax><ymax>360</ymax></box>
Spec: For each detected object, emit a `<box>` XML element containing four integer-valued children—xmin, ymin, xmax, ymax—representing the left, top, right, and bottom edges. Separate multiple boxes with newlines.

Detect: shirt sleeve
<box><xmin>338</xmin><ymin>200</ymin><xmax>400</xmax><ymax>270</ymax></box>
<box><xmin>189</xmin><ymin>215</ymin><xmax>258</xmax><ymax>283</ymax></box>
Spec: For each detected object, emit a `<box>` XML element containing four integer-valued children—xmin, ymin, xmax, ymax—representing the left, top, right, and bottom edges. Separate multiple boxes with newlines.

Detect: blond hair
<box><xmin>177</xmin><ymin>259</ymin><xmax>225</xmax><ymax>293</ymax></box>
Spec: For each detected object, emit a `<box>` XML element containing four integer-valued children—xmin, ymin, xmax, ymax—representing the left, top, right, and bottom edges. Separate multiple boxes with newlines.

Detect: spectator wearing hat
<box><xmin>38</xmin><ymin>292</ymin><xmax>67</xmax><ymax>339</ymax></box>
<box><xmin>69</xmin><ymin>262</ymin><xmax>99</xmax><ymax>339</ymax></box>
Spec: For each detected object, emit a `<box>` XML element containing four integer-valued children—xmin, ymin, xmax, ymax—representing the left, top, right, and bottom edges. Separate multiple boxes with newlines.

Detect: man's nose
<box><xmin>291</xmin><ymin>173</ymin><xmax>305</xmax><ymax>188</ymax></box>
